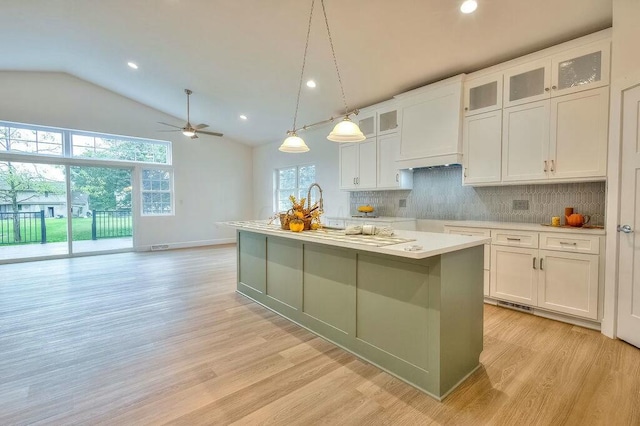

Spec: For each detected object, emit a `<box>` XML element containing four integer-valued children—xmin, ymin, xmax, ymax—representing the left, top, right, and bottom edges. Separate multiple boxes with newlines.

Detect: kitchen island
<box><xmin>226</xmin><ymin>221</ymin><xmax>490</xmax><ymax>400</ymax></box>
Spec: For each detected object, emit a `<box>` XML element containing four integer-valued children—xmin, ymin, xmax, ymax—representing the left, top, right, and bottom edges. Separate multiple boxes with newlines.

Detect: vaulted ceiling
<box><xmin>0</xmin><ymin>1</ymin><xmax>612</xmax><ymax>146</ymax></box>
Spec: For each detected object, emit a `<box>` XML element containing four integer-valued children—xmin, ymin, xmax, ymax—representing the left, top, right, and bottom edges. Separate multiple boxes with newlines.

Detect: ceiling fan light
<box><xmin>182</xmin><ymin>129</ymin><xmax>195</xmax><ymax>137</ymax></box>
<box><xmin>327</xmin><ymin>117</ymin><xmax>366</xmax><ymax>142</ymax></box>
<box><xmin>279</xmin><ymin>133</ymin><xmax>310</xmax><ymax>153</ymax></box>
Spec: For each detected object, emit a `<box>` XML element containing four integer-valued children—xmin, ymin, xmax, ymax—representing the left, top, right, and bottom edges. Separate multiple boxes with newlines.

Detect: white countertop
<box><xmin>224</xmin><ymin>221</ymin><xmax>489</xmax><ymax>260</ymax></box>
<box><xmin>443</xmin><ymin>220</ymin><xmax>606</xmax><ymax>235</ymax></box>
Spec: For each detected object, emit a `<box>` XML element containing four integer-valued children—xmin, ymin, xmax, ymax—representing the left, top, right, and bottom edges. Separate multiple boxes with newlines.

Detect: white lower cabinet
<box><xmin>491</xmin><ymin>245</ymin><xmax>538</xmax><ymax>306</ymax></box>
<box><xmin>537</xmin><ymin>250</ymin><xmax>599</xmax><ymax>320</ymax></box>
<box><xmin>489</xmin><ymin>229</ymin><xmax>600</xmax><ymax>320</ymax></box>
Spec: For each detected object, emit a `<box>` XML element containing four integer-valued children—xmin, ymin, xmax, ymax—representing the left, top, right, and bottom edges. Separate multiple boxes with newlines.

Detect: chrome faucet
<box><xmin>307</xmin><ymin>183</ymin><xmax>324</xmax><ymax>213</ymax></box>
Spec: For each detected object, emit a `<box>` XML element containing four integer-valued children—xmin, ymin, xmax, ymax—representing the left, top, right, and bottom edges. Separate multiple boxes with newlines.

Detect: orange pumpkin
<box><xmin>289</xmin><ymin>218</ymin><xmax>305</xmax><ymax>232</ymax></box>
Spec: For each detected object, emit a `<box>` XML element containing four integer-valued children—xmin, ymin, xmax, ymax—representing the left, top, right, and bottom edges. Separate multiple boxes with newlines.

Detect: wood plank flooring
<box><xmin>0</xmin><ymin>245</ymin><xmax>638</xmax><ymax>425</ymax></box>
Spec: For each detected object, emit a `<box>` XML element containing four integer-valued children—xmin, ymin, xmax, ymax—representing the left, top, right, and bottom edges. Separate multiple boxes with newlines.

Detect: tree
<box><xmin>70</xmin><ymin>166</ymin><xmax>131</xmax><ymax>211</ymax></box>
<box><xmin>0</xmin><ymin>162</ymin><xmax>64</xmax><ymax>242</ymax></box>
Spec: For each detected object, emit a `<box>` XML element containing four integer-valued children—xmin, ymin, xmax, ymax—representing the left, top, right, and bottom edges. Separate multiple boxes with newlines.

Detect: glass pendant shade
<box><xmin>182</xmin><ymin>129</ymin><xmax>195</xmax><ymax>137</ymax></box>
<box><xmin>279</xmin><ymin>132</ymin><xmax>310</xmax><ymax>153</ymax></box>
<box><xmin>327</xmin><ymin>117</ymin><xmax>366</xmax><ymax>142</ymax></box>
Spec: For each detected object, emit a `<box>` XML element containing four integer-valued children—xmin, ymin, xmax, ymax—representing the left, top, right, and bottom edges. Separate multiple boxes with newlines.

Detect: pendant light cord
<box><xmin>321</xmin><ymin>0</ymin><xmax>348</xmax><ymax>116</ymax></box>
<box><xmin>291</xmin><ymin>0</ymin><xmax>315</xmax><ymax>132</ymax></box>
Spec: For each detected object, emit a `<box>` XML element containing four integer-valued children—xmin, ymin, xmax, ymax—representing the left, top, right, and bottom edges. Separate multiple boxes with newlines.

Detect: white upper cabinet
<box><xmin>503</xmin><ymin>58</ymin><xmax>551</xmax><ymax>108</ymax></box>
<box><xmin>339</xmin><ymin>140</ymin><xmax>377</xmax><ymax>191</ymax></box>
<box><xmin>356</xmin><ymin>110</ymin><xmax>376</xmax><ymax>139</ymax></box>
<box><xmin>550</xmin><ymin>40</ymin><xmax>610</xmax><ymax>97</ymax></box>
<box><xmin>377</xmin><ymin>103</ymin><xmax>400</xmax><ymax>136</ymax></box>
<box><xmin>502</xmin><ymin>100</ymin><xmax>550</xmax><ymax>182</ymax></box>
<box><xmin>463</xmin><ymin>110</ymin><xmax>502</xmax><ymax>185</ymax></box>
<box><xmin>503</xmin><ymin>40</ymin><xmax>610</xmax><ymax>108</ymax></box>
<box><xmin>377</xmin><ymin>133</ymin><xmax>413</xmax><ymax>190</ymax></box>
<box><xmin>464</xmin><ymin>73</ymin><xmax>503</xmax><ymax>116</ymax></box>
<box><xmin>549</xmin><ymin>87</ymin><xmax>609</xmax><ymax>180</ymax></box>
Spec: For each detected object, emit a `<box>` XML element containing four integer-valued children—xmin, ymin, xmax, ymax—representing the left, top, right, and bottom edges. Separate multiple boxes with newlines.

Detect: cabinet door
<box><xmin>357</xmin><ymin>139</ymin><xmax>377</xmax><ymax>189</ymax></box>
<box><xmin>339</xmin><ymin>144</ymin><xmax>358</xmax><ymax>189</ymax></box>
<box><xmin>551</xmin><ymin>40</ymin><xmax>610</xmax><ymax>97</ymax></box>
<box><xmin>377</xmin><ymin>104</ymin><xmax>400</xmax><ymax>136</ymax></box>
<box><xmin>538</xmin><ymin>250</ymin><xmax>598</xmax><ymax>319</ymax></box>
<box><xmin>503</xmin><ymin>59</ymin><xmax>551</xmax><ymax>108</ymax></box>
<box><xmin>464</xmin><ymin>73</ymin><xmax>503</xmax><ymax>116</ymax></box>
<box><xmin>356</xmin><ymin>111</ymin><xmax>376</xmax><ymax>139</ymax></box>
<box><xmin>502</xmin><ymin>101</ymin><xmax>550</xmax><ymax>182</ymax></box>
<box><xmin>549</xmin><ymin>87</ymin><xmax>609</xmax><ymax>180</ymax></box>
<box><xmin>463</xmin><ymin>110</ymin><xmax>502</xmax><ymax>185</ymax></box>
<box><xmin>490</xmin><ymin>245</ymin><xmax>538</xmax><ymax>306</ymax></box>
<box><xmin>377</xmin><ymin>134</ymin><xmax>401</xmax><ymax>188</ymax></box>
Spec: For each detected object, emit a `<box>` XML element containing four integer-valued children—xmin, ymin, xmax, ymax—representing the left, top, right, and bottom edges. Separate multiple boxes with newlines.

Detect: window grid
<box><xmin>275</xmin><ymin>165</ymin><xmax>316</xmax><ymax>213</ymax></box>
<box><xmin>141</xmin><ymin>169</ymin><xmax>173</xmax><ymax>216</ymax></box>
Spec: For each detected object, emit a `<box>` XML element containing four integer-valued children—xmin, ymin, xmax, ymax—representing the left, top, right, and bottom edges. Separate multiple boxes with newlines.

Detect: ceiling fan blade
<box><xmin>190</xmin><ymin>134</ymin><xmax>199</xmax><ymax>140</ymax></box>
<box><xmin>157</xmin><ymin>129</ymin><xmax>180</xmax><ymax>132</ymax></box>
<box><xmin>197</xmin><ymin>130</ymin><xmax>224</xmax><ymax>137</ymax></box>
<box><xmin>158</xmin><ymin>121</ymin><xmax>183</xmax><ymax>129</ymax></box>
<box><xmin>195</xmin><ymin>123</ymin><xmax>209</xmax><ymax>130</ymax></box>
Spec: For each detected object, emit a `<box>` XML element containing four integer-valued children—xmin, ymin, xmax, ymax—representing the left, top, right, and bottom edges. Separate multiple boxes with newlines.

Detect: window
<box><xmin>141</xmin><ymin>169</ymin><xmax>173</xmax><ymax>215</ymax></box>
<box><xmin>275</xmin><ymin>164</ymin><xmax>316</xmax><ymax>212</ymax></box>
<box><xmin>0</xmin><ymin>124</ymin><xmax>63</xmax><ymax>156</ymax></box>
<box><xmin>71</xmin><ymin>133</ymin><xmax>169</xmax><ymax>164</ymax></box>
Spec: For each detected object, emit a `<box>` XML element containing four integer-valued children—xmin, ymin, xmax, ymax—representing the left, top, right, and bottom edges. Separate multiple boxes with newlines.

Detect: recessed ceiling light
<box><xmin>460</xmin><ymin>0</ymin><xmax>478</xmax><ymax>14</ymax></box>
<box><xmin>240</xmin><ymin>115</ymin><xmax>248</xmax><ymax>120</ymax></box>
<box><xmin>306</xmin><ymin>80</ymin><xmax>317</xmax><ymax>88</ymax></box>
<box><xmin>127</xmin><ymin>62</ymin><xmax>139</xmax><ymax>70</ymax></box>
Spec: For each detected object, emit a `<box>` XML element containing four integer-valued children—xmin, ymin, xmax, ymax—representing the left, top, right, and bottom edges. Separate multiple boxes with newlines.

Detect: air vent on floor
<box><xmin>151</xmin><ymin>244</ymin><xmax>170</xmax><ymax>251</ymax></box>
<box><xmin>497</xmin><ymin>300</ymin><xmax>533</xmax><ymax>313</ymax></box>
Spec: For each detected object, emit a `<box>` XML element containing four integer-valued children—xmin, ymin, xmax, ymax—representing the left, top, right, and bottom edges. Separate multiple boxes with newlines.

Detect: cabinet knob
<box><xmin>552</xmin><ymin>85</ymin><xmax>557</xmax><ymax>90</ymax></box>
<box><xmin>464</xmin><ymin>107</ymin><xmax>469</xmax><ymax>111</ymax></box>
<box><xmin>545</xmin><ymin>87</ymin><xmax>550</xmax><ymax>92</ymax></box>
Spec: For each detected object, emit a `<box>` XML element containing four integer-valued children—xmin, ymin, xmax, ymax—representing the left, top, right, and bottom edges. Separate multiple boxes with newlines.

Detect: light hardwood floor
<box><xmin>0</xmin><ymin>245</ymin><xmax>638</xmax><ymax>425</ymax></box>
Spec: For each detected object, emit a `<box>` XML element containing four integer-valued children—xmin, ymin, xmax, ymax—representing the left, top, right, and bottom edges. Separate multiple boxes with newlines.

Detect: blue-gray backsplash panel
<box><xmin>350</xmin><ymin>166</ymin><xmax>606</xmax><ymax>226</ymax></box>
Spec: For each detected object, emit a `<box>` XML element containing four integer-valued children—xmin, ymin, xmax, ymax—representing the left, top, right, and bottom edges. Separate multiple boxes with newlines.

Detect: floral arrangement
<box><xmin>280</xmin><ymin>195</ymin><xmax>322</xmax><ymax>230</ymax></box>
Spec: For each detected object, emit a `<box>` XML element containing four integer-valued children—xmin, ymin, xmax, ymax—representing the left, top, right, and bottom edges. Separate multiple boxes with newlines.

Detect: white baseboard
<box><xmin>136</xmin><ymin>238</ymin><xmax>236</xmax><ymax>252</ymax></box>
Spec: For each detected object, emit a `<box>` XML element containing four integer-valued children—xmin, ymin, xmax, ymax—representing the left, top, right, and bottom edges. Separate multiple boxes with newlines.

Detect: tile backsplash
<box><xmin>350</xmin><ymin>165</ymin><xmax>606</xmax><ymax>226</ymax></box>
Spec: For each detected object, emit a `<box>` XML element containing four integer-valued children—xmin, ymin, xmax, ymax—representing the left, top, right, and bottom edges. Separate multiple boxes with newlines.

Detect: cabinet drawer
<box><xmin>540</xmin><ymin>233</ymin><xmax>600</xmax><ymax>254</ymax></box>
<box><xmin>444</xmin><ymin>226</ymin><xmax>491</xmax><ymax>237</ymax></box>
<box><xmin>492</xmin><ymin>230</ymin><xmax>539</xmax><ymax>248</ymax></box>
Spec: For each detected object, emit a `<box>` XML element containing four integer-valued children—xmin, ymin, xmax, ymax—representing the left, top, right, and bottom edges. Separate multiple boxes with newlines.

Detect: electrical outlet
<box><xmin>399</xmin><ymin>199</ymin><xmax>407</xmax><ymax>208</ymax></box>
<box><xmin>512</xmin><ymin>200</ymin><xmax>529</xmax><ymax>210</ymax></box>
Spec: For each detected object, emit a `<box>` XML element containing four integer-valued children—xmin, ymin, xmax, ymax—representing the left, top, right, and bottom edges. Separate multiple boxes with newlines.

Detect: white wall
<box><xmin>603</xmin><ymin>0</ymin><xmax>640</xmax><ymax>336</ymax></box>
<box><xmin>252</xmin><ymin>125</ymin><xmax>350</xmax><ymax>220</ymax></box>
<box><xmin>0</xmin><ymin>71</ymin><xmax>253</xmax><ymax>250</ymax></box>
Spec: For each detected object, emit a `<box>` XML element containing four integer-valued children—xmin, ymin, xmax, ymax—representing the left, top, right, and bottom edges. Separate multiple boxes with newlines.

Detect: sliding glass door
<box><xmin>0</xmin><ymin>161</ymin><xmax>68</xmax><ymax>260</ymax></box>
<box><xmin>69</xmin><ymin>165</ymin><xmax>133</xmax><ymax>253</ymax></box>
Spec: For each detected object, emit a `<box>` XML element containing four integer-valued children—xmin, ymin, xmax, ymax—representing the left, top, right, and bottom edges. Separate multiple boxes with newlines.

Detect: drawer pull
<box><xmin>506</xmin><ymin>237</ymin><xmax>522</xmax><ymax>241</ymax></box>
<box><xmin>533</xmin><ymin>257</ymin><xmax>537</xmax><ymax>269</ymax></box>
<box><xmin>559</xmin><ymin>241</ymin><xmax>577</xmax><ymax>246</ymax></box>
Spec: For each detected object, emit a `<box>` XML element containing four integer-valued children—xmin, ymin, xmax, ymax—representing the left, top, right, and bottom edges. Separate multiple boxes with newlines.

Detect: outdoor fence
<box><xmin>92</xmin><ymin>209</ymin><xmax>132</xmax><ymax>240</ymax></box>
<box><xmin>0</xmin><ymin>211</ymin><xmax>46</xmax><ymax>244</ymax></box>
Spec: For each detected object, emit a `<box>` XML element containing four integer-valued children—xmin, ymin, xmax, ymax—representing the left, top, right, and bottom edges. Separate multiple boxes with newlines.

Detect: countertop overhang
<box><xmin>223</xmin><ymin>221</ymin><xmax>489</xmax><ymax>259</ymax></box>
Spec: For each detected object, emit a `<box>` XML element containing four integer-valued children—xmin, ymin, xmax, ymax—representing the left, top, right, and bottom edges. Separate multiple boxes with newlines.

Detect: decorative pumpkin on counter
<box><xmin>357</xmin><ymin>205</ymin><xmax>375</xmax><ymax>213</ymax></box>
<box><xmin>289</xmin><ymin>218</ymin><xmax>305</xmax><ymax>232</ymax></box>
<box><xmin>566</xmin><ymin>213</ymin><xmax>591</xmax><ymax>227</ymax></box>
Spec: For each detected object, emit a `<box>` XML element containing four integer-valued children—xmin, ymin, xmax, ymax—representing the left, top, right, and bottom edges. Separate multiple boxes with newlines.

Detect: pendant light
<box><xmin>320</xmin><ymin>0</ymin><xmax>365</xmax><ymax>143</ymax></box>
<box><xmin>279</xmin><ymin>0</ymin><xmax>315</xmax><ymax>153</ymax></box>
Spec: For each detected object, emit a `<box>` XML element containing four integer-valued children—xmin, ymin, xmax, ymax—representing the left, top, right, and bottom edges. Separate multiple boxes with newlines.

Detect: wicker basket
<box><xmin>279</xmin><ymin>212</ymin><xmax>292</xmax><ymax>230</ymax></box>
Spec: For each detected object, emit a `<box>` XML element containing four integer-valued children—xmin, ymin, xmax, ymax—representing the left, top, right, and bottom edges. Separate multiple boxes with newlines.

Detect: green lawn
<box><xmin>0</xmin><ymin>217</ymin><xmax>130</xmax><ymax>245</ymax></box>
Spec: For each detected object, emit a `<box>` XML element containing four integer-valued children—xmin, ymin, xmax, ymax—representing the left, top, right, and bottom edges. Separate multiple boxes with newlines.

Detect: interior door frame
<box><xmin>603</xmin><ymin>79</ymin><xmax>640</xmax><ymax>339</ymax></box>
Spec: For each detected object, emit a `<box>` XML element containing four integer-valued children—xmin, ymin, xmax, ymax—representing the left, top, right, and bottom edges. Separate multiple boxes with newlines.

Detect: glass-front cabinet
<box><xmin>377</xmin><ymin>102</ymin><xmax>399</xmax><ymax>135</ymax></box>
<box><xmin>550</xmin><ymin>40</ymin><xmax>610</xmax><ymax>97</ymax></box>
<box><xmin>464</xmin><ymin>73</ymin><xmax>503</xmax><ymax>116</ymax></box>
<box><xmin>503</xmin><ymin>40</ymin><xmax>610</xmax><ymax>108</ymax></box>
<box><xmin>355</xmin><ymin>110</ymin><xmax>376</xmax><ymax>139</ymax></box>
<box><xmin>503</xmin><ymin>58</ymin><xmax>551</xmax><ymax>108</ymax></box>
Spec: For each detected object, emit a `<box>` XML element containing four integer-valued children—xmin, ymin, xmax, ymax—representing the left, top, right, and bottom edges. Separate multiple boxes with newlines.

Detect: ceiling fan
<box><xmin>158</xmin><ymin>89</ymin><xmax>223</xmax><ymax>139</ymax></box>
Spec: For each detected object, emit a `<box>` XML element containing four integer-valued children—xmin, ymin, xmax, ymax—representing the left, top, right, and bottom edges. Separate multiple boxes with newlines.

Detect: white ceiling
<box><xmin>0</xmin><ymin>1</ymin><xmax>612</xmax><ymax>146</ymax></box>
